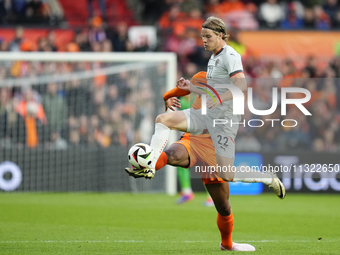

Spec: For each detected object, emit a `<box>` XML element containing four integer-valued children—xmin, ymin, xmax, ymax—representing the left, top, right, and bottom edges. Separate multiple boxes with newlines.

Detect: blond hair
<box><xmin>202</xmin><ymin>16</ymin><xmax>229</xmax><ymax>42</ymax></box>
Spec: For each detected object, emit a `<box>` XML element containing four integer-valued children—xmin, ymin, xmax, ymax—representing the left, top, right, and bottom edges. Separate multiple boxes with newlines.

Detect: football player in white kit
<box><xmin>126</xmin><ymin>16</ymin><xmax>285</xmax><ymax>251</ymax></box>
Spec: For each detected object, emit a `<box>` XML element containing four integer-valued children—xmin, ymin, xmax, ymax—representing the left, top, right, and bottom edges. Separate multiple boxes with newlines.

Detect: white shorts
<box><xmin>183</xmin><ymin>108</ymin><xmax>239</xmax><ymax>158</ymax></box>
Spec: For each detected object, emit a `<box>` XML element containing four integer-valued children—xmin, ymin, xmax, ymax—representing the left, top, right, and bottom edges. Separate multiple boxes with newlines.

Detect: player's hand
<box><xmin>207</xmin><ymin>97</ymin><xmax>220</xmax><ymax>110</ymax></box>
<box><xmin>164</xmin><ymin>97</ymin><xmax>181</xmax><ymax>111</ymax></box>
<box><xmin>176</xmin><ymin>77</ymin><xmax>191</xmax><ymax>91</ymax></box>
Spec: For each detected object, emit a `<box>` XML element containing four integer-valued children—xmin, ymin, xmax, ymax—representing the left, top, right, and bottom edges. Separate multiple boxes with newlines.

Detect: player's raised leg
<box><xmin>205</xmin><ymin>182</ymin><xmax>255</xmax><ymax>252</ymax></box>
<box><xmin>140</xmin><ymin>111</ymin><xmax>188</xmax><ymax>177</ymax></box>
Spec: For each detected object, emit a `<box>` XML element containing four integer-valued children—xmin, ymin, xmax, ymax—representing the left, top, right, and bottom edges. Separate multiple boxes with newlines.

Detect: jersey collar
<box><xmin>214</xmin><ymin>46</ymin><xmax>225</xmax><ymax>56</ymax></box>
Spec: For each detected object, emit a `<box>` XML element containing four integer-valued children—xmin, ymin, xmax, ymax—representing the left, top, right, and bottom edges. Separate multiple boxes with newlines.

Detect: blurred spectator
<box><xmin>110</xmin><ymin>22</ymin><xmax>129</xmax><ymax>52</ymax></box>
<box><xmin>102</xmin><ymin>39</ymin><xmax>112</xmax><ymax>52</ymax></box>
<box><xmin>9</xmin><ymin>26</ymin><xmax>24</xmax><ymax>52</ymax></box>
<box><xmin>0</xmin><ymin>40</ymin><xmax>9</xmax><ymax>51</ymax></box>
<box><xmin>15</xmin><ymin>87</ymin><xmax>46</xmax><ymax>124</ymax></box>
<box><xmin>314</xmin><ymin>5</ymin><xmax>330</xmax><ymax>29</ymax></box>
<box><xmin>93</xmin><ymin>63</ymin><xmax>107</xmax><ymax>87</ymax></box>
<box><xmin>37</xmin><ymin>36</ymin><xmax>51</xmax><ymax>52</ymax></box>
<box><xmin>281</xmin><ymin>10</ymin><xmax>303</xmax><ymax>29</ymax></box>
<box><xmin>45</xmin><ymin>0</ymin><xmax>64</xmax><ymax>24</ymax></box>
<box><xmin>140</xmin><ymin>0</ymin><xmax>169</xmax><ymax>25</ymax></box>
<box><xmin>313</xmin><ymin>138</ymin><xmax>325</xmax><ymax>152</ymax></box>
<box><xmin>42</xmin><ymin>82</ymin><xmax>68</xmax><ymax>132</ymax></box>
<box><xmin>87</xmin><ymin>0</ymin><xmax>106</xmax><ymax>19</ymax></box>
<box><xmin>74</xmin><ymin>29</ymin><xmax>92</xmax><ymax>52</ymax></box>
<box><xmin>181</xmin><ymin>0</ymin><xmax>202</xmax><ymax>13</ymax></box>
<box><xmin>304</xmin><ymin>56</ymin><xmax>317</xmax><ymax>78</ymax></box>
<box><xmin>15</xmin><ymin>87</ymin><xmax>46</xmax><ymax>148</ymax></box>
<box><xmin>279</xmin><ymin>59</ymin><xmax>299</xmax><ymax>87</ymax></box>
<box><xmin>308</xmin><ymin>99</ymin><xmax>333</xmax><ymax>140</ymax></box>
<box><xmin>219</xmin><ymin>0</ymin><xmax>245</xmax><ymax>13</ymax></box>
<box><xmin>259</xmin><ymin>0</ymin><xmax>284</xmax><ymax>28</ymax></box>
<box><xmin>289</xmin><ymin>1</ymin><xmax>305</xmax><ymax>19</ymax></box>
<box><xmin>303</xmin><ymin>8</ymin><xmax>315</xmax><ymax>29</ymax></box>
<box><xmin>88</xmin><ymin>16</ymin><xmax>107</xmax><ymax>44</ymax></box>
<box><xmin>332</xmin><ymin>8</ymin><xmax>340</xmax><ymax>28</ymax></box>
<box><xmin>182</xmin><ymin>62</ymin><xmax>198</xmax><ymax>79</ymax></box>
<box><xmin>97</xmin><ymin>104</ymin><xmax>108</xmax><ymax>124</ymax></box>
<box><xmin>69</xmin><ymin>129</ymin><xmax>80</xmax><ymax>147</ymax></box>
<box><xmin>66</xmin><ymin>42</ymin><xmax>80</xmax><ymax>52</ymax></box>
<box><xmin>158</xmin><ymin>4</ymin><xmax>185</xmax><ymax>35</ymax></box>
<box><xmin>66</xmin><ymin>79</ymin><xmax>93</xmax><ymax>117</ymax></box>
<box><xmin>78</xmin><ymin>115</ymin><xmax>88</xmax><ymax>144</ymax></box>
<box><xmin>95</xmin><ymin>124</ymin><xmax>112</xmax><ymax>148</ymax></box>
<box><xmin>105</xmin><ymin>84</ymin><xmax>121</xmax><ymax>110</ymax></box>
<box><xmin>88</xmin><ymin>114</ymin><xmax>100</xmax><ymax>137</ymax></box>
<box><xmin>24</xmin><ymin>0</ymin><xmax>51</xmax><ymax>24</ymax></box>
<box><xmin>93</xmin><ymin>88</ymin><xmax>105</xmax><ymax>109</ymax></box>
<box><xmin>205</xmin><ymin>0</ymin><xmax>220</xmax><ymax>14</ymax></box>
<box><xmin>0</xmin><ymin>88</ymin><xmax>26</xmax><ymax>148</ymax></box>
<box><xmin>0</xmin><ymin>0</ymin><xmax>18</xmax><ymax>24</ymax></box>
<box><xmin>322</xmin><ymin>0</ymin><xmax>338</xmax><ymax>24</ymax></box>
<box><xmin>48</xmin><ymin>130</ymin><xmax>68</xmax><ymax>150</ymax></box>
<box><xmin>20</xmin><ymin>38</ymin><xmax>36</xmax><ymax>52</ymax></box>
<box><xmin>91</xmin><ymin>41</ymin><xmax>101</xmax><ymax>52</ymax></box>
<box><xmin>323</xmin><ymin>128</ymin><xmax>337</xmax><ymax>152</ymax></box>
<box><xmin>46</xmin><ymin>30</ymin><xmax>57</xmax><ymax>51</ymax></box>
<box><xmin>115</xmin><ymin>70</ymin><xmax>131</xmax><ymax>101</ymax></box>
<box><xmin>109</xmin><ymin>106</ymin><xmax>122</xmax><ymax>145</ymax></box>
<box><xmin>174</xmin><ymin>8</ymin><xmax>204</xmax><ymax>41</ymax></box>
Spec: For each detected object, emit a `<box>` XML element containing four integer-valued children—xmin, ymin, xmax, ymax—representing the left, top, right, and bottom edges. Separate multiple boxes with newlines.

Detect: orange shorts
<box><xmin>175</xmin><ymin>133</ymin><xmax>225</xmax><ymax>185</ymax></box>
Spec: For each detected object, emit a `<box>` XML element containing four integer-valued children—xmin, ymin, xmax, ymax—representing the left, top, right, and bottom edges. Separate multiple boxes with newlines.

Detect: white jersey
<box><xmin>184</xmin><ymin>44</ymin><xmax>244</xmax><ymax>157</ymax></box>
<box><xmin>206</xmin><ymin>44</ymin><xmax>243</xmax><ymax>119</ymax></box>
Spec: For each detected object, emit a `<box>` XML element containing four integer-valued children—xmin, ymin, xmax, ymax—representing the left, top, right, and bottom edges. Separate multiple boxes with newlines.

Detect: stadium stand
<box><xmin>0</xmin><ymin>0</ymin><xmax>340</xmax><ymax>153</ymax></box>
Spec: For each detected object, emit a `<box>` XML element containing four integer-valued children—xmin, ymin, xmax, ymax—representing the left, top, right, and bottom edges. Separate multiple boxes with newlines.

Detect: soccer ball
<box><xmin>128</xmin><ymin>143</ymin><xmax>154</xmax><ymax>169</ymax></box>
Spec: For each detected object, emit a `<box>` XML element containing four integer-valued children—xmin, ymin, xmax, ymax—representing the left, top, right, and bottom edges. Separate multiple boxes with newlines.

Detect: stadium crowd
<box><xmin>0</xmin><ymin>0</ymin><xmax>339</xmax><ymax>152</ymax></box>
<box><xmin>0</xmin><ymin>0</ymin><xmax>63</xmax><ymax>26</ymax></box>
<box><xmin>0</xmin><ymin>61</ymin><xmax>165</xmax><ymax>150</ymax></box>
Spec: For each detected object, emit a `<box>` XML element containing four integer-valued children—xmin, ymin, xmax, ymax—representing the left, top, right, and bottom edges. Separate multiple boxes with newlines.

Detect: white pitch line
<box><xmin>0</xmin><ymin>240</ymin><xmax>337</xmax><ymax>244</ymax></box>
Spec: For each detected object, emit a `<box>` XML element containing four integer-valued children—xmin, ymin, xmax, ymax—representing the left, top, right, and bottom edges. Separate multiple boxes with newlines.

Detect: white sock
<box><xmin>150</xmin><ymin>123</ymin><xmax>170</xmax><ymax>168</ymax></box>
<box><xmin>182</xmin><ymin>187</ymin><xmax>193</xmax><ymax>195</ymax></box>
<box><xmin>232</xmin><ymin>166</ymin><xmax>272</xmax><ymax>185</ymax></box>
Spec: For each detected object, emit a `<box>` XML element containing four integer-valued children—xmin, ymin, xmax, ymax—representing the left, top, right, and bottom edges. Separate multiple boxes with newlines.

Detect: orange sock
<box><xmin>155</xmin><ymin>152</ymin><xmax>168</xmax><ymax>171</ymax></box>
<box><xmin>217</xmin><ymin>211</ymin><xmax>234</xmax><ymax>250</ymax></box>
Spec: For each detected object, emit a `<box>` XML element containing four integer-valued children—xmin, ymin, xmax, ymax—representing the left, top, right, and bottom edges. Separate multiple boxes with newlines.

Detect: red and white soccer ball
<box><xmin>128</xmin><ymin>143</ymin><xmax>154</xmax><ymax>169</ymax></box>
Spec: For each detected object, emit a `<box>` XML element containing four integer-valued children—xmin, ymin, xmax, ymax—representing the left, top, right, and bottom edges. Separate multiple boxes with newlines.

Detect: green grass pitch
<box><xmin>0</xmin><ymin>193</ymin><xmax>339</xmax><ymax>254</ymax></box>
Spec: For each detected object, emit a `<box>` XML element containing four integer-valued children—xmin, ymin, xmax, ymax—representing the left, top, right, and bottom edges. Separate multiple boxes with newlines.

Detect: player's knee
<box><xmin>156</xmin><ymin>113</ymin><xmax>169</xmax><ymax>125</ymax></box>
<box><xmin>166</xmin><ymin>149</ymin><xmax>181</xmax><ymax>165</ymax></box>
<box><xmin>217</xmin><ymin>201</ymin><xmax>231</xmax><ymax>216</ymax></box>
<box><xmin>155</xmin><ymin>114</ymin><xmax>163</xmax><ymax>124</ymax></box>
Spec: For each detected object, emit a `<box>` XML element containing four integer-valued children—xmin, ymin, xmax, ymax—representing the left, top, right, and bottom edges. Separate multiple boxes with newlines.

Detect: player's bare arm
<box><xmin>176</xmin><ymin>77</ymin><xmax>206</xmax><ymax>95</ymax></box>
